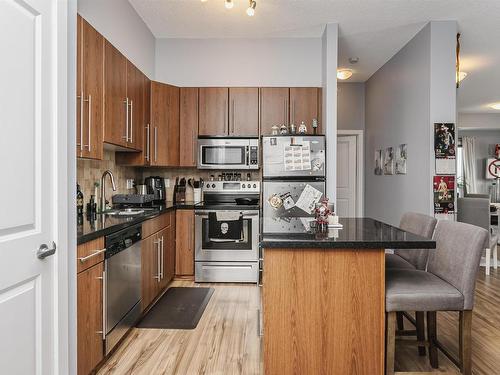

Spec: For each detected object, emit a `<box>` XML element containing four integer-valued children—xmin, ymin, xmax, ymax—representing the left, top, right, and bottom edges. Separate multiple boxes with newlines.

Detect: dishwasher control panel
<box><xmin>105</xmin><ymin>224</ymin><xmax>142</xmax><ymax>258</ymax></box>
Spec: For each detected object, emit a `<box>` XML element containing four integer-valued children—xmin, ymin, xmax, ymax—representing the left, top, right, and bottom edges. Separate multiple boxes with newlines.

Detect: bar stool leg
<box><xmin>427</xmin><ymin>311</ymin><xmax>439</xmax><ymax>368</ymax></box>
<box><xmin>459</xmin><ymin>311</ymin><xmax>472</xmax><ymax>375</ymax></box>
<box><xmin>415</xmin><ymin>311</ymin><xmax>426</xmax><ymax>356</ymax></box>
<box><xmin>386</xmin><ymin>312</ymin><xmax>396</xmax><ymax>375</ymax></box>
<box><xmin>396</xmin><ymin>312</ymin><xmax>404</xmax><ymax>330</ymax></box>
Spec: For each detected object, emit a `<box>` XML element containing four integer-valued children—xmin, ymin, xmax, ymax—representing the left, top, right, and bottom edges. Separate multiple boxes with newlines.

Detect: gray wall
<box><xmin>460</xmin><ymin>130</ymin><xmax>500</xmax><ymax>194</ymax></box>
<box><xmin>78</xmin><ymin>0</ymin><xmax>156</xmax><ymax>78</ymax></box>
<box><xmin>155</xmin><ymin>38</ymin><xmax>322</xmax><ymax>86</ymax></box>
<box><xmin>337</xmin><ymin>83</ymin><xmax>365</xmax><ymax>131</ymax></box>
<box><xmin>365</xmin><ymin>21</ymin><xmax>457</xmax><ymax>225</ymax></box>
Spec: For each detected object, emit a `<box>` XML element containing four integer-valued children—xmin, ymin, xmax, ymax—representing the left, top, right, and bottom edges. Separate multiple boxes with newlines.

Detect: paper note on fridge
<box><xmin>295</xmin><ymin>184</ymin><xmax>323</xmax><ymax>214</ymax></box>
<box><xmin>283</xmin><ymin>141</ymin><xmax>311</xmax><ymax>171</ymax></box>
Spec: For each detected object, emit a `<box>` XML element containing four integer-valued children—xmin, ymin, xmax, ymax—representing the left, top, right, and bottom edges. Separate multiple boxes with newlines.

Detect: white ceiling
<box><xmin>129</xmin><ymin>0</ymin><xmax>500</xmax><ymax>114</ymax></box>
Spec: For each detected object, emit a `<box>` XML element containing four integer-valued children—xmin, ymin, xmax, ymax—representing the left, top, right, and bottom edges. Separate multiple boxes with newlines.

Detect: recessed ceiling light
<box><xmin>490</xmin><ymin>103</ymin><xmax>500</xmax><ymax>110</ymax></box>
<box><xmin>337</xmin><ymin>69</ymin><xmax>353</xmax><ymax>80</ymax></box>
<box><xmin>225</xmin><ymin>0</ymin><xmax>234</xmax><ymax>9</ymax></box>
<box><xmin>348</xmin><ymin>57</ymin><xmax>359</xmax><ymax>64</ymax></box>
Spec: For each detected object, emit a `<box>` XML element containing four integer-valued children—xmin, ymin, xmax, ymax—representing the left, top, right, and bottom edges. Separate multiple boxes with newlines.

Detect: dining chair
<box><xmin>385</xmin><ymin>220</ymin><xmax>488</xmax><ymax>375</ymax></box>
<box><xmin>457</xmin><ymin>197</ymin><xmax>498</xmax><ymax>275</ymax></box>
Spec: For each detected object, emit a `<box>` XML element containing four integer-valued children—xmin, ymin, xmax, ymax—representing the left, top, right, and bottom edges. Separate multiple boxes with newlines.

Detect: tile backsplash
<box><xmin>77</xmin><ymin>150</ymin><xmax>261</xmax><ymax>207</ymax></box>
<box><xmin>77</xmin><ymin>150</ymin><xmax>141</xmax><ymax>206</ymax></box>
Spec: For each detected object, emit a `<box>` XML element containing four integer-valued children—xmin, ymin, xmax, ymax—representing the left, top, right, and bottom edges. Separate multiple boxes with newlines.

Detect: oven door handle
<box><xmin>208</xmin><ymin>238</ymin><xmax>243</xmax><ymax>243</ymax></box>
<box><xmin>195</xmin><ymin>211</ymin><xmax>259</xmax><ymax>217</ymax></box>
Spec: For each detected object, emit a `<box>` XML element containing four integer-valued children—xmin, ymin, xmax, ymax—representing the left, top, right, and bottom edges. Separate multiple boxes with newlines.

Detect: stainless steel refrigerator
<box><xmin>262</xmin><ymin>135</ymin><xmax>326</xmax><ymax>233</ymax></box>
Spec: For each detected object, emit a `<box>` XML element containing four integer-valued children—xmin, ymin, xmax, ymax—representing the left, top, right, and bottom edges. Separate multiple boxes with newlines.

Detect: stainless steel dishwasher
<box><xmin>104</xmin><ymin>224</ymin><xmax>142</xmax><ymax>354</ymax></box>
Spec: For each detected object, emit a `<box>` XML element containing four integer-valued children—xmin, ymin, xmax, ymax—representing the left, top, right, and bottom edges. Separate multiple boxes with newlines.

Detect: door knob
<box><xmin>37</xmin><ymin>242</ymin><xmax>57</xmax><ymax>260</ymax></box>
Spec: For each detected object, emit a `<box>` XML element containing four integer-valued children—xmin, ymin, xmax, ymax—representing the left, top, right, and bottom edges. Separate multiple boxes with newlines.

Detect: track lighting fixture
<box><xmin>246</xmin><ymin>0</ymin><xmax>256</xmax><ymax>16</ymax></box>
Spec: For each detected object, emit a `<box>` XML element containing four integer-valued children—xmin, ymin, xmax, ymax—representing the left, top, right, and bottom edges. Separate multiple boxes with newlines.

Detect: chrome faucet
<box><xmin>100</xmin><ymin>170</ymin><xmax>116</xmax><ymax>212</ymax></box>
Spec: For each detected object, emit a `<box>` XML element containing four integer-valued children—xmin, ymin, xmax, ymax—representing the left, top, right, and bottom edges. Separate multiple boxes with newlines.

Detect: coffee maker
<box><xmin>144</xmin><ymin>176</ymin><xmax>166</xmax><ymax>202</ymax></box>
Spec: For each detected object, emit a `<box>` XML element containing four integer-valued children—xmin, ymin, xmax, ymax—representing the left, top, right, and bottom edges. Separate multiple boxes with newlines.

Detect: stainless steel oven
<box><xmin>195</xmin><ymin>209</ymin><xmax>259</xmax><ymax>282</ymax></box>
<box><xmin>197</xmin><ymin>138</ymin><xmax>259</xmax><ymax>170</ymax></box>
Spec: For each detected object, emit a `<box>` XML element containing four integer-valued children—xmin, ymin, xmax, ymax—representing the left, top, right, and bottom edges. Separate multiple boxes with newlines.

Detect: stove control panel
<box><xmin>203</xmin><ymin>181</ymin><xmax>260</xmax><ymax>193</ymax></box>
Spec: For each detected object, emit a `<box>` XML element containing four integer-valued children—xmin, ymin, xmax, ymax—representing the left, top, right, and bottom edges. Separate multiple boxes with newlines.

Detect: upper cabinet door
<box><xmin>199</xmin><ymin>88</ymin><xmax>229</xmax><ymax>136</ymax></box>
<box><xmin>76</xmin><ymin>16</ymin><xmax>83</xmax><ymax>158</ymax></box>
<box><xmin>150</xmin><ymin>81</ymin><xmax>168</xmax><ymax>166</ymax></box>
<box><xmin>104</xmin><ymin>41</ymin><xmax>128</xmax><ymax>147</ymax></box>
<box><xmin>229</xmin><ymin>88</ymin><xmax>259</xmax><ymax>136</ymax></box>
<box><xmin>81</xmin><ymin>18</ymin><xmax>104</xmax><ymax>160</ymax></box>
<box><xmin>179</xmin><ymin>88</ymin><xmax>198</xmax><ymax>167</ymax></box>
<box><xmin>260</xmin><ymin>88</ymin><xmax>289</xmax><ymax>135</ymax></box>
<box><xmin>289</xmin><ymin>87</ymin><xmax>320</xmax><ymax>134</ymax></box>
<box><xmin>166</xmin><ymin>85</ymin><xmax>180</xmax><ymax>166</ymax></box>
<box><xmin>126</xmin><ymin>62</ymin><xmax>143</xmax><ymax>151</ymax></box>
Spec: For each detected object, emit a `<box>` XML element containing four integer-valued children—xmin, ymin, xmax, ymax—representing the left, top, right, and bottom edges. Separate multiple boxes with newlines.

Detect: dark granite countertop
<box><xmin>77</xmin><ymin>201</ymin><xmax>200</xmax><ymax>245</ymax></box>
<box><xmin>260</xmin><ymin>217</ymin><xmax>436</xmax><ymax>249</ymax></box>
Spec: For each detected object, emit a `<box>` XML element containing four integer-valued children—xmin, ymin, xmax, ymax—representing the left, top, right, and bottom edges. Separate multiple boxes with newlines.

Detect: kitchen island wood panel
<box><xmin>263</xmin><ymin>247</ymin><xmax>385</xmax><ymax>375</ymax></box>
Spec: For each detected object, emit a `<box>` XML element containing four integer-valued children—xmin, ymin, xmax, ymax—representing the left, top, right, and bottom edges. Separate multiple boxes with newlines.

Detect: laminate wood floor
<box><xmin>98</xmin><ymin>269</ymin><xmax>500</xmax><ymax>375</ymax></box>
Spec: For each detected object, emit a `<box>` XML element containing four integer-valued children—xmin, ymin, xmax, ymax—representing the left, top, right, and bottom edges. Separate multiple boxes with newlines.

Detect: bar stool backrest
<box><xmin>394</xmin><ymin>212</ymin><xmax>437</xmax><ymax>270</ymax></box>
<box><xmin>428</xmin><ymin>220</ymin><xmax>488</xmax><ymax>310</ymax></box>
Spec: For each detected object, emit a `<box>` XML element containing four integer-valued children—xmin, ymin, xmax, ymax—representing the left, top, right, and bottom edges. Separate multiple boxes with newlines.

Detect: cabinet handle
<box><xmin>283</xmin><ymin>98</ymin><xmax>286</xmax><ymax>126</ymax></box>
<box><xmin>78</xmin><ymin>248</ymin><xmax>106</xmax><ymax>263</ymax></box>
<box><xmin>160</xmin><ymin>236</ymin><xmax>164</xmax><ymax>280</ymax></box>
<box><xmin>123</xmin><ymin>98</ymin><xmax>129</xmax><ymax>142</ymax></box>
<box><xmin>154</xmin><ymin>238</ymin><xmax>161</xmax><ymax>282</ymax></box>
<box><xmin>145</xmin><ymin>124</ymin><xmax>150</xmax><ymax>162</ymax></box>
<box><xmin>154</xmin><ymin>126</ymin><xmax>158</xmax><ymax>162</ymax></box>
<box><xmin>130</xmin><ymin>100</ymin><xmax>133</xmax><ymax>144</ymax></box>
<box><xmin>77</xmin><ymin>91</ymin><xmax>84</xmax><ymax>155</ymax></box>
<box><xmin>96</xmin><ymin>269</ymin><xmax>106</xmax><ymax>340</ymax></box>
<box><xmin>231</xmin><ymin>99</ymin><xmax>235</xmax><ymax>134</ymax></box>
<box><xmin>87</xmin><ymin>95</ymin><xmax>92</xmax><ymax>151</ymax></box>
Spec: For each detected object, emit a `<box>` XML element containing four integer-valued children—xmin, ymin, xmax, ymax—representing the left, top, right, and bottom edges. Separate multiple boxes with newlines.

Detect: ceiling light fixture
<box><xmin>490</xmin><ymin>103</ymin><xmax>500</xmax><ymax>110</ymax></box>
<box><xmin>246</xmin><ymin>0</ymin><xmax>256</xmax><ymax>16</ymax></box>
<box><xmin>348</xmin><ymin>57</ymin><xmax>359</xmax><ymax>64</ymax></box>
<box><xmin>337</xmin><ymin>69</ymin><xmax>353</xmax><ymax>80</ymax></box>
<box><xmin>225</xmin><ymin>0</ymin><xmax>234</xmax><ymax>9</ymax></box>
<box><xmin>457</xmin><ymin>71</ymin><xmax>468</xmax><ymax>83</ymax></box>
<box><xmin>201</xmin><ymin>0</ymin><xmax>208</xmax><ymax>2</ymax></box>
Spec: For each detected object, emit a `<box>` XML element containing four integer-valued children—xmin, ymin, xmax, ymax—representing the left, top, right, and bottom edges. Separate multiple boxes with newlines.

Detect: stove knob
<box><xmin>253</xmin><ymin>184</ymin><xmax>257</xmax><ymax>188</ymax></box>
<box><xmin>212</xmin><ymin>184</ymin><xmax>216</xmax><ymax>188</ymax></box>
<box><xmin>242</xmin><ymin>184</ymin><xmax>246</xmax><ymax>188</ymax></box>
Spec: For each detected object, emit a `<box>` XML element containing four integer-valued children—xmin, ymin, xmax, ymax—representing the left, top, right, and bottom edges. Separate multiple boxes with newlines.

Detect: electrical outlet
<box><xmin>126</xmin><ymin>179</ymin><xmax>134</xmax><ymax>189</ymax></box>
<box><xmin>164</xmin><ymin>178</ymin><xmax>170</xmax><ymax>188</ymax></box>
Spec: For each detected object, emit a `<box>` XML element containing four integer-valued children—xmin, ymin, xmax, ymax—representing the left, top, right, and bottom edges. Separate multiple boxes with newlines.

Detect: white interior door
<box><xmin>0</xmin><ymin>0</ymin><xmax>62</xmax><ymax>373</ymax></box>
<box><xmin>337</xmin><ymin>135</ymin><xmax>357</xmax><ymax>217</ymax></box>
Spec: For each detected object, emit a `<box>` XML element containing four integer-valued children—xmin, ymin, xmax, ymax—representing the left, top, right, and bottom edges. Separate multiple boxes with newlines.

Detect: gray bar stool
<box><xmin>385</xmin><ymin>220</ymin><xmax>488</xmax><ymax>375</ymax></box>
<box><xmin>386</xmin><ymin>212</ymin><xmax>437</xmax><ymax>354</ymax></box>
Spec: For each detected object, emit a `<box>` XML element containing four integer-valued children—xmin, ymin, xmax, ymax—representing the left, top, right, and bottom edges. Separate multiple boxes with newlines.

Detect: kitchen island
<box><xmin>260</xmin><ymin>217</ymin><xmax>436</xmax><ymax>375</ymax></box>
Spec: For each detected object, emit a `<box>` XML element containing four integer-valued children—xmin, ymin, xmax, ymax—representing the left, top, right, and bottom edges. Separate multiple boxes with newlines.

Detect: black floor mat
<box><xmin>137</xmin><ymin>287</ymin><xmax>214</xmax><ymax>329</ymax></box>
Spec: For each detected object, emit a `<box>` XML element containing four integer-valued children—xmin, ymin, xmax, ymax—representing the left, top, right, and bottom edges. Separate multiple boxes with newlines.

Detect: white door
<box><xmin>0</xmin><ymin>0</ymin><xmax>65</xmax><ymax>374</ymax></box>
<box><xmin>337</xmin><ymin>136</ymin><xmax>357</xmax><ymax>217</ymax></box>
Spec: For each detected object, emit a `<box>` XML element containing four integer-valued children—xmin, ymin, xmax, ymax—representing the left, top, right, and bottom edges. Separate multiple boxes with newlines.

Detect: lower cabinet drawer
<box><xmin>194</xmin><ymin>261</ymin><xmax>259</xmax><ymax>283</ymax></box>
<box><xmin>77</xmin><ymin>237</ymin><xmax>105</xmax><ymax>273</ymax></box>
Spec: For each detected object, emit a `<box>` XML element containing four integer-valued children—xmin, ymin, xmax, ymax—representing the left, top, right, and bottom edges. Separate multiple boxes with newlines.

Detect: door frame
<box><xmin>337</xmin><ymin>130</ymin><xmax>364</xmax><ymax>217</ymax></box>
<box><xmin>56</xmin><ymin>1</ymin><xmax>77</xmax><ymax>374</ymax></box>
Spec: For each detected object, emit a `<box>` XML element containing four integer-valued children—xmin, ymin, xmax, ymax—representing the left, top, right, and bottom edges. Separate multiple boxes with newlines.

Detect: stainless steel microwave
<box><xmin>197</xmin><ymin>138</ymin><xmax>259</xmax><ymax>170</ymax></box>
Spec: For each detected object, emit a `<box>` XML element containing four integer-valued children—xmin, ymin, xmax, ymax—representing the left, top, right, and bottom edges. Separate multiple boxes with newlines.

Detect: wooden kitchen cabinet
<box><xmin>229</xmin><ymin>88</ymin><xmax>259</xmax><ymax>136</ymax></box>
<box><xmin>77</xmin><ymin>237</ymin><xmax>105</xmax><ymax>274</ymax></box>
<box><xmin>104</xmin><ymin>41</ymin><xmax>128</xmax><ymax>148</ymax></box>
<box><xmin>179</xmin><ymin>87</ymin><xmax>199</xmax><ymax>167</ymax></box>
<box><xmin>199</xmin><ymin>87</ymin><xmax>229</xmax><ymax>136</ymax></box>
<box><xmin>126</xmin><ymin>62</ymin><xmax>144</xmax><ymax>151</ymax></box>
<box><xmin>289</xmin><ymin>87</ymin><xmax>320</xmax><ymax>134</ymax></box>
<box><xmin>150</xmin><ymin>82</ymin><xmax>179</xmax><ymax>166</ymax></box>
<box><xmin>141</xmin><ymin>232</ymin><xmax>160</xmax><ymax>311</ymax></box>
<box><xmin>175</xmin><ymin>210</ymin><xmax>195</xmax><ymax>276</ymax></box>
<box><xmin>77</xmin><ymin>261</ymin><xmax>104</xmax><ymax>375</ymax></box>
<box><xmin>76</xmin><ymin>15</ymin><xmax>104</xmax><ymax>160</ymax></box>
<box><xmin>260</xmin><ymin>87</ymin><xmax>289</xmax><ymax>135</ymax></box>
<box><xmin>116</xmin><ymin>74</ymin><xmax>151</xmax><ymax>166</ymax></box>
